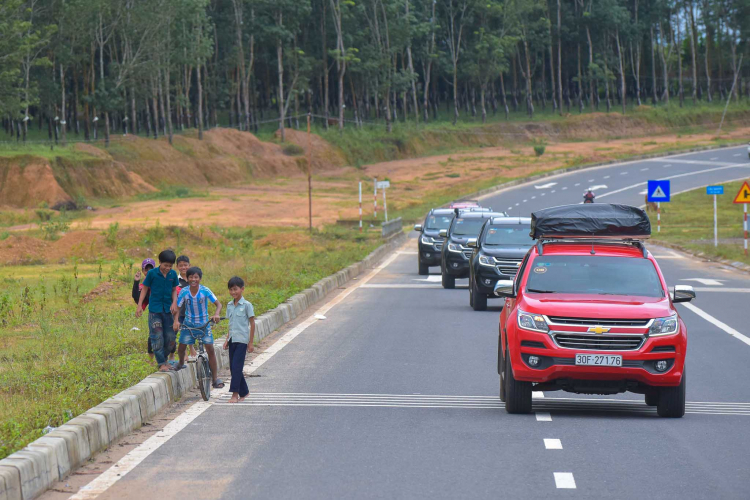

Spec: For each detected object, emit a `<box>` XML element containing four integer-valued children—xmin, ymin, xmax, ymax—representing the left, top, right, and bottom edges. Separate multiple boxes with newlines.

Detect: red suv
<box><xmin>495</xmin><ymin>204</ymin><xmax>695</xmax><ymax>418</ymax></box>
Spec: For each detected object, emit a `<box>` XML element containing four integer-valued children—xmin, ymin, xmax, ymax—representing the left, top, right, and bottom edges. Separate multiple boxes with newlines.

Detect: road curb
<box><xmin>453</xmin><ymin>141</ymin><xmax>746</xmax><ymax>206</ymax></box>
<box><xmin>0</xmin><ymin>232</ymin><xmax>407</xmax><ymax>500</ymax></box>
<box><xmin>651</xmin><ymin>239</ymin><xmax>750</xmax><ymax>275</ymax></box>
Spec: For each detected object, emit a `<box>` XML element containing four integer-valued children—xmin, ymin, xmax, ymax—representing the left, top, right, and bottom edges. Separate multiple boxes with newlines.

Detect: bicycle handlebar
<box><xmin>178</xmin><ymin>317</ymin><xmax>226</xmax><ymax>332</ymax></box>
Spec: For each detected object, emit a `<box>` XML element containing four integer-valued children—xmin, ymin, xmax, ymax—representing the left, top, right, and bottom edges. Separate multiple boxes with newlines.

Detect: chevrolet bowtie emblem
<box><xmin>588</xmin><ymin>326</ymin><xmax>611</xmax><ymax>334</ymax></box>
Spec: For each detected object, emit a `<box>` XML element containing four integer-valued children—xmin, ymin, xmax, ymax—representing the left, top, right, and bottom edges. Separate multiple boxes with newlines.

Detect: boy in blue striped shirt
<box><xmin>173</xmin><ymin>267</ymin><xmax>224</xmax><ymax>388</ymax></box>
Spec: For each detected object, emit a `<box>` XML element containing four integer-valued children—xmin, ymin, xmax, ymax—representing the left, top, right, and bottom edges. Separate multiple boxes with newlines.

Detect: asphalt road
<box><xmin>92</xmin><ymin>145</ymin><xmax>750</xmax><ymax>499</ymax></box>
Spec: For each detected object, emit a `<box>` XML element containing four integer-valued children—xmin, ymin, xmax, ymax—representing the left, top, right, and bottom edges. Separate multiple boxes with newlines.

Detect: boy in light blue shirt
<box><xmin>174</xmin><ymin>267</ymin><xmax>224</xmax><ymax>388</ymax></box>
<box><xmin>223</xmin><ymin>276</ymin><xmax>256</xmax><ymax>403</ymax></box>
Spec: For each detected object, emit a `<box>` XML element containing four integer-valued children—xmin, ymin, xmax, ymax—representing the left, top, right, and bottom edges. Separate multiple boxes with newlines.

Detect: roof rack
<box><xmin>537</xmin><ymin>238</ymin><xmax>648</xmax><ymax>258</ymax></box>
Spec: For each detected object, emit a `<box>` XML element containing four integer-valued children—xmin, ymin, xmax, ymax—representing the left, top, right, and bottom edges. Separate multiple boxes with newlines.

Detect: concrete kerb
<box><xmin>0</xmin><ymin>231</ymin><xmax>407</xmax><ymax>500</ymax></box>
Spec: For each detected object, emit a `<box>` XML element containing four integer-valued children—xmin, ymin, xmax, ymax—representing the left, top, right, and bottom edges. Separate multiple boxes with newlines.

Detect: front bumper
<box><xmin>510</xmin><ymin>328</ymin><xmax>686</xmax><ymax>388</ymax></box>
<box><xmin>443</xmin><ymin>251</ymin><xmax>470</xmax><ymax>277</ymax></box>
<box><xmin>418</xmin><ymin>241</ymin><xmax>443</xmax><ymax>265</ymax></box>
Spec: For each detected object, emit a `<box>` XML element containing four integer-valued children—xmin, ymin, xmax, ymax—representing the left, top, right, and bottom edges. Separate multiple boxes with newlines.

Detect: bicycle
<box><xmin>179</xmin><ymin>317</ymin><xmax>225</xmax><ymax>401</ymax></box>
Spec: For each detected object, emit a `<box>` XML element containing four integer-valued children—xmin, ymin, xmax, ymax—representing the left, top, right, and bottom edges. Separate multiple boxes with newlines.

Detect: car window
<box><xmin>525</xmin><ymin>255</ymin><xmax>664</xmax><ymax>297</ymax></box>
<box><xmin>426</xmin><ymin>215</ymin><xmax>454</xmax><ymax>230</ymax></box>
<box><xmin>483</xmin><ymin>225</ymin><xmax>533</xmax><ymax>246</ymax></box>
<box><xmin>452</xmin><ymin>218</ymin><xmax>487</xmax><ymax>236</ymax></box>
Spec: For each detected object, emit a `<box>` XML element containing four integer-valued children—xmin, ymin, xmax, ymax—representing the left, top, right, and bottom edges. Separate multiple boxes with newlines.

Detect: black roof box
<box><xmin>530</xmin><ymin>204</ymin><xmax>651</xmax><ymax>240</ymax></box>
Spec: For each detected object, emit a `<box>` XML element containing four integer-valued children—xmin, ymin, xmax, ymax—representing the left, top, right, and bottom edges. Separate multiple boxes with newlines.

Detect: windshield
<box><xmin>483</xmin><ymin>225</ymin><xmax>533</xmax><ymax>246</ymax></box>
<box><xmin>451</xmin><ymin>218</ymin><xmax>487</xmax><ymax>236</ymax></box>
<box><xmin>426</xmin><ymin>215</ymin><xmax>454</xmax><ymax>230</ymax></box>
<box><xmin>525</xmin><ymin>255</ymin><xmax>664</xmax><ymax>297</ymax></box>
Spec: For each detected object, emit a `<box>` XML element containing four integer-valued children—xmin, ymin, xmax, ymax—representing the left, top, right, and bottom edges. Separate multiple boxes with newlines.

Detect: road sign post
<box><xmin>647</xmin><ymin>180</ymin><xmax>671</xmax><ymax>233</ymax></box>
<box><xmin>377</xmin><ymin>180</ymin><xmax>390</xmax><ymax>222</ymax></box>
<box><xmin>373</xmin><ymin>178</ymin><xmax>378</xmax><ymax>219</ymax></box>
<box><xmin>706</xmin><ymin>186</ymin><xmax>724</xmax><ymax>248</ymax></box>
<box><xmin>733</xmin><ymin>181</ymin><xmax>750</xmax><ymax>256</ymax></box>
<box><xmin>358</xmin><ymin>181</ymin><xmax>363</xmax><ymax>232</ymax></box>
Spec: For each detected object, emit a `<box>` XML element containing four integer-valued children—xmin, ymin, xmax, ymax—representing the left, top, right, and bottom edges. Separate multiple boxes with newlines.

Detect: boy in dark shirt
<box><xmin>136</xmin><ymin>250</ymin><xmax>180</xmax><ymax>372</ymax></box>
<box><xmin>133</xmin><ymin>258</ymin><xmax>156</xmax><ymax>359</ymax></box>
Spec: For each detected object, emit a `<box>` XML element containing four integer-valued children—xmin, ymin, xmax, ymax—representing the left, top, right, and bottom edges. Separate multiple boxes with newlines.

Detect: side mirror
<box><xmin>467</xmin><ymin>238</ymin><xmax>478</xmax><ymax>248</ymax></box>
<box><xmin>439</xmin><ymin>229</ymin><xmax>448</xmax><ymax>238</ymax></box>
<box><xmin>494</xmin><ymin>279</ymin><xmax>515</xmax><ymax>298</ymax></box>
<box><xmin>414</xmin><ymin>224</ymin><xmax>423</xmax><ymax>232</ymax></box>
<box><xmin>672</xmin><ymin>285</ymin><xmax>696</xmax><ymax>303</ymax></box>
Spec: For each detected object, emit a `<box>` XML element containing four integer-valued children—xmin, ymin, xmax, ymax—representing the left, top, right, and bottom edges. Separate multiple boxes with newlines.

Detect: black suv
<box><xmin>414</xmin><ymin>209</ymin><xmax>455</xmax><ymax>275</ymax></box>
<box><xmin>467</xmin><ymin>217</ymin><xmax>534</xmax><ymax>311</ymax></box>
<box><xmin>440</xmin><ymin>210</ymin><xmax>506</xmax><ymax>289</ymax></box>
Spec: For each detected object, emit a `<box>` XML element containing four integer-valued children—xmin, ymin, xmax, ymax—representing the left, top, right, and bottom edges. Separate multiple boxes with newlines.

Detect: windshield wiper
<box><xmin>527</xmin><ymin>288</ymin><xmax>557</xmax><ymax>293</ymax></box>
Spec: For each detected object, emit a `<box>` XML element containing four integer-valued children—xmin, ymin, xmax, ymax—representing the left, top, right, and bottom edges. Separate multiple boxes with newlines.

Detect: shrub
<box><xmin>40</xmin><ymin>219</ymin><xmax>70</xmax><ymax>241</ymax></box>
<box><xmin>533</xmin><ymin>145</ymin><xmax>546</xmax><ymax>157</ymax></box>
<box><xmin>283</xmin><ymin>143</ymin><xmax>305</xmax><ymax>156</ymax></box>
<box><xmin>35</xmin><ymin>209</ymin><xmax>53</xmax><ymax>222</ymax></box>
<box><xmin>103</xmin><ymin>223</ymin><xmax>120</xmax><ymax>248</ymax></box>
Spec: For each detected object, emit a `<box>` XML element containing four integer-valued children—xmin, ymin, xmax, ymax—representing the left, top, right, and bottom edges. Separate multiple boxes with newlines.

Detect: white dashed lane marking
<box><xmin>587</xmin><ymin>178</ymin><xmax>595</xmax><ymax>182</ymax></box>
<box><xmin>734</xmin><ymin>153</ymin><xmax>742</xmax><ymax>157</ymax></box>
<box><xmin>536</xmin><ymin>412</ymin><xmax>552</xmax><ymax>421</ymax></box>
<box><xmin>574</xmin><ymin>182</ymin><xmax>580</xmax><ymax>186</ymax></box>
<box><xmin>544</xmin><ymin>439</ymin><xmax>563</xmax><ymax>450</ymax></box>
<box><xmin>554</xmin><ymin>473</ymin><xmax>577</xmax><ymax>489</ymax></box>
<box><xmin>531</xmin><ymin>196</ymin><xmax>536</xmax><ymax>199</ymax></box>
<box><xmin>664</xmin><ymin>164</ymin><xmax>672</xmax><ymax>167</ymax></box>
<box><xmin>562</xmin><ymin>186</ymin><xmax>568</xmax><ymax>190</ymax></box>
<box><xmin>640</xmin><ymin>167</ymin><xmax>649</xmax><ymax>171</ymax></box>
<box><xmin>620</xmin><ymin>171</ymin><xmax>628</xmax><ymax>175</ymax></box>
<box><xmin>603</xmin><ymin>175</ymin><xmax>610</xmax><ymax>179</ymax></box>
<box><xmin>711</xmin><ymin>157</ymin><xmax>719</xmax><ymax>160</ymax></box>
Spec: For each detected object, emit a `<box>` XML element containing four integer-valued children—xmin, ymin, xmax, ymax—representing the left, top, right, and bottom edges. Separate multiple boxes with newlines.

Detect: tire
<box><xmin>657</xmin><ymin>368</ymin><xmax>686</xmax><ymax>418</ymax></box>
<box><xmin>469</xmin><ymin>277</ymin><xmax>474</xmax><ymax>307</ymax></box>
<box><xmin>441</xmin><ymin>271</ymin><xmax>455</xmax><ymax>289</ymax></box>
<box><xmin>504</xmin><ymin>348</ymin><xmax>532</xmax><ymax>414</ymax></box>
<box><xmin>472</xmin><ymin>279</ymin><xmax>487</xmax><ymax>311</ymax></box>
<box><xmin>645</xmin><ymin>391</ymin><xmax>659</xmax><ymax>407</ymax></box>
<box><xmin>418</xmin><ymin>261</ymin><xmax>429</xmax><ymax>275</ymax></box>
<box><xmin>197</xmin><ymin>356</ymin><xmax>211</xmax><ymax>401</ymax></box>
<box><xmin>499</xmin><ymin>341</ymin><xmax>506</xmax><ymax>402</ymax></box>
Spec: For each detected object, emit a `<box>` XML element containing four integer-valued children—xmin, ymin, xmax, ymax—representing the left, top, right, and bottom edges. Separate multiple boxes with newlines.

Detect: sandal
<box><xmin>212</xmin><ymin>379</ymin><xmax>225</xmax><ymax>389</ymax></box>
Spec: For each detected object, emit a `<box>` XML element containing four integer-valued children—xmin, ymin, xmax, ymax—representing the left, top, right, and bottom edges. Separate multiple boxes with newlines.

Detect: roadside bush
<box><xmin>0</xmin><ymin>231</ymin><xmax>9</xmax><ymax>240</ymax></box>
<box><xmin>104</xmin><ymin>223</ymin><xmax>120</xmax><ymax>248</ymax></box>
<box><xmin>283</xmin><ymin>143</ymin><xmax>304</xmax><ymax>156</ymax></box>
<box><xmin>143</xmin><ymin>220</ymin><xmax>166</xmax><ymax>246</ymax></box>
<box><xmin>40</xmin><ymin>219</ymin><xmax>70</xmax><ymax>240</ymax></box>
<box><xmin>534</xmin><ymin>145</ymin><xmax>546</xmax><ymax>156</ymax></box>
<box><xmin>35</xmin><ymin>209</ymin><xmax>53</xmax><ymax>222</ymax></box>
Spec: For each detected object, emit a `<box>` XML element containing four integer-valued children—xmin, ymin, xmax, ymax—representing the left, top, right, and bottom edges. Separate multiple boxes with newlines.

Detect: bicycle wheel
<box><xmin>196</xmin><ymin>356</ymin><xmax>210</xmax><ymax>401</ymax></box>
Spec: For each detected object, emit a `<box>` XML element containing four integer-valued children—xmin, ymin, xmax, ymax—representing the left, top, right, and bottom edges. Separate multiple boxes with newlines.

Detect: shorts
<box><xmin>179</xmin><ymin>321</ymin><xmax>213</xmax><ymax>345</ymax></box>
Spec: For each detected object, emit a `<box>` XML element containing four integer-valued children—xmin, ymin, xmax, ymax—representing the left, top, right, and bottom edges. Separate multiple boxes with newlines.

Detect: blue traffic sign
<box><xmin>647</xmin><ymin>180</ymin><xmax>671</xmax><ymax>202</ymax></box>
<box><xmin>706</xmin><ymin>185</ymin><xmax>724</xmax><ymax>195</ymax></box>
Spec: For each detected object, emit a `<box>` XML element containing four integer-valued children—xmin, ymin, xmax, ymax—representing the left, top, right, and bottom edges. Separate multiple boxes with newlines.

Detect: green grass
<box><xmin>0</xmin><ymin>224</ymin><xmax>381</xmax><ymax>460</ymax></box>
<box><xmin>0</xmin><ymin>143</ymin><xmax>97</xmax><ymax>161</ymax></box>
<box><xmin>135</xmin><ymin>185</ymin><xmax>209</xmax><ymax>202</ymax></box>
<box><xmin>649</xmin><ymin>180</ymin><xmax>750</xmax><ymax>265</ymax></box>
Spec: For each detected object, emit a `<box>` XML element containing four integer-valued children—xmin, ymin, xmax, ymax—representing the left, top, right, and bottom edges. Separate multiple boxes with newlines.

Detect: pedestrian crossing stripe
<box><xmin>650</xmin><ymin>185</ymin><xmax>667</xmax><ymax>199</ymax></box>
<box><xmin>733</xmin><ymin>181</ymin><xmax>750</xmax><ymax>204</ymax></box>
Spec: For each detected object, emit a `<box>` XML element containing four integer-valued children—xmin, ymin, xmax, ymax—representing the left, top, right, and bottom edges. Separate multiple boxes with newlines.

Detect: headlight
<box><xmin>478</xmin><ymin>255</ymin><xmax>496</xmax><ymax>267</ymax></box>
<box><xmin>421</xmin><ymin>235</ymin><xmax>435</xmax><ymax>245</ymax></box>
<box><xmin>517</xmin><ymin>309</ymin><xmax>549</xmax><ymax>333</ymax></box>
<box><xmin>649</xmin><ymin>315</ymin><xmax>679</xmax><ymax>336</ymax></box>
<box><xmin>448</xmin><ymin>243</ymin><xmax>462</xmax><ymax>253</ymax></box>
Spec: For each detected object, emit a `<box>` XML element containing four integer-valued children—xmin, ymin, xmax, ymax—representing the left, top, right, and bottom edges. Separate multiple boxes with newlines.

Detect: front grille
<box><xmin>494</xmin><ymin>258</ymin><xmax>523</xmax><ymax>276</ymax></box>
<box><xmin>650</xmin><ymin>345</ymin><xmax>676</xmax><ymax>353</ymax></box>
<box><xmin>547</xmin><ymin>316</ymin><xmax>650</xmax><ymax>327</ymax></box>
<box><xmin>435</xmin><ymin>243</ymin><xmax>443</xmax><ymax>250</ymax></box>
<box><xmin>553</xmin><ymin>333</ymin><xmax>644</xmax><ymax>351</ymax></box>
<box><xmin>521</xmin><ymin>340</ymin><xmax>546</xmax><ymax>349</ymax></box>
<box><xmin>462</xmin><ymin>250</ymin><xmax>472</xmax><ymax>259</ymax></box>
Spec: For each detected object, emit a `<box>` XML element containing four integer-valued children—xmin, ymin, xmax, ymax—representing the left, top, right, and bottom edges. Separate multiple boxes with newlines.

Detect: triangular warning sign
<box><xmin>733</xmin><ymin>181</ymin><xmax>750</xmax><ymax>204</ymax></box>
<box><xmin>651</xmin><ymin>185</ymin><xmax>667</xmax><ymax>199</ymax></box>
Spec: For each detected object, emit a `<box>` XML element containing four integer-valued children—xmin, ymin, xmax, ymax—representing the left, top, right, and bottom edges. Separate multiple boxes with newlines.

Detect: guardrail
<box><xmin>381</xmin><ymin>217</ymin><xmax>402</xmax><ymax>238</ymax></box>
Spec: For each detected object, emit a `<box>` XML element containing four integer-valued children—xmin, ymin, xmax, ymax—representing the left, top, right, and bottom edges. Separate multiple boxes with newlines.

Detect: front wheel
<box><xmin>441</xmin><ymin>271</ymin><xmax>455</xmax><ymax>289</ymax></box>
<box><xmin>418</xmin><ymin>261</ymin><xmax>429</xmax><ymax>275</ymax></box>
<box><xmin>645</xmin><ymin>391</ymin><xmax>659</xmax><ymax>407</ymax></box>
<box><xmin>472</xmin><ymin>278</ymin><xmax>487</xmax><ymax>311</ymax></box>
<box><xmin>197</xmin><ymin>356</ymin><xmax>211</xmax><ymax>401</ymax></box>
<box><xmin>504</xmin><ymin>348</ymin><xmax>532</xmax><ymax>414</ymax></box>
<box><xmin>657</xmin><ymin>368</ymin><xmax>686</xmax><ymax>418</ymax></box>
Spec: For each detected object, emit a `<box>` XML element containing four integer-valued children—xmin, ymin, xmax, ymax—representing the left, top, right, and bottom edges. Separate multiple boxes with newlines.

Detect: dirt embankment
<box><xmin>0</xmin><ymin>128</ymin><xmax>345</xmax><ymax>208</ymax></box>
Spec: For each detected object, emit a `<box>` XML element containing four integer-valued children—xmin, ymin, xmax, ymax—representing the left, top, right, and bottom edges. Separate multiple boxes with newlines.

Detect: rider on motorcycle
<box><xmin>583</xmin><ymin>189</ymin><xmax>596</xmax><ymax>203</ymax></box>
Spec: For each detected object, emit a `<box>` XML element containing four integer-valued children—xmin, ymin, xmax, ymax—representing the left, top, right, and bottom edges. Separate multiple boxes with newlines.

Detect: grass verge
<box><xmin>0</xmin><ymin>224</ymin><xmax>381</xmax><ymax>460</ymax></box>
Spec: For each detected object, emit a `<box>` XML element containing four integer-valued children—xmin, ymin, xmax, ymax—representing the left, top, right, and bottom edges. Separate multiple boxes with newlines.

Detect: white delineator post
<box><xmin>744</xmin><ymin>204</ymin><xmax>748</xmax><ymax>256</ymax></box>
<box><xmin>657</xmin><ymin>202</ymin><xmax>661</xmax><ymax>233</ymax></box>
<box><xmin>359</xmin><ymin>181</ymin><xmax>362</xmax><ymax>233</ymax></box>
<box><xmin>713</xmin><ymin>194</ymin><xmax>719</xmax><ymax>247</ymax></box>
<box><xmin>373</xmin><ymin>178</ymin><xmax>378</xmax><ymax>218</ymax></box>
<box><xmin>383</xmin><ymin>187</ymin><xmax>388</xmax><ymax>222</ymax></box>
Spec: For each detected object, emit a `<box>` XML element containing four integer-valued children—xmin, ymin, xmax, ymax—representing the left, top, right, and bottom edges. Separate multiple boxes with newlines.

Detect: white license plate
<box><xmin>575</xmin><ymin>354</ymin><xmax>623</xmax><ymax>367</ymax></box>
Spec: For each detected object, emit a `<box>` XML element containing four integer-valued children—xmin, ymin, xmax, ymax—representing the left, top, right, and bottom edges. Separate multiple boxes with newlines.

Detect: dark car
<box><xmin>414</xmin><ymin>209</ymin><xmax>456</xmax><ymax>275</ymax></box>
<box><xmin>440</xmin><ymin>211</ymin><xmax>506</xmax><ymax>289</ymax></box>
<box><xmin>468</xmin><ymin>217</ymin><xmax>534</xmax><ymax>311</ymax></box>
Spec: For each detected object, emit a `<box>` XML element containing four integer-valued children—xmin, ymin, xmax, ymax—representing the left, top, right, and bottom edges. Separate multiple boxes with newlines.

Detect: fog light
<box><xmin>484</xmin><ymin>279</ymin><xmax>492</xmax><ymax>285</ymax></box>
<box><xmin>528</xmin><ymin>355</ymin><xmax>540</xmax><ymax>367</ymax></box>
<box><xmin>425</xmin><ymin>253</ymin><xmax>431</xmax><ymax>258</ymax></box>
<box><xmin>655</xmin><ymin>360</ymin><xmax>669</xmax><ymax>372</ymax></box>
<box><xmin>452</xmin><ymin>262</ymin><xmax>459</xmax><ymax>268</ymax></box>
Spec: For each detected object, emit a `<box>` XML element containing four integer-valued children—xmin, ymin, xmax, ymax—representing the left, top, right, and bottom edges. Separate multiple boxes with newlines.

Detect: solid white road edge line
<box><xmin>554</xmin><ymin>472</ymin><xmax>577</xmax><ymax>489</ymax></box>
<box><xmin>679</xmin><ymin>302</ymin><xmax>750</xmax><ymax>348</ymax></box>
<box><xmin>67</xmin><ymin>251</ymin><xmax>403</xmax><ymax>499</ymax></box>
<box><xmin>536</xmin><ymin>412</ymin><xmax>552</xmax><ymax>421</ymax></box>
<box><xmin>544</xmin><ymin>439</ymin><xmax>563</xmax><ymax>450</ymax></box>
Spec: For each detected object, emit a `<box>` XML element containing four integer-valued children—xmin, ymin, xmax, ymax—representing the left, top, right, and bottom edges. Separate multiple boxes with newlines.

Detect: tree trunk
<box><xmin>687</xmin><ymin>4</ymin><xmax>697</xmax><ymax>104</ymax></box>
<box><xmin>499</xmin><ymin>72</ymin><xmax>509</xmax><ymax>119</ymax></box>
<box><xmin>615</xmin><ymin>28</ymin><xmax>626</xmax><ymax>114</ymax></box>
<box><xmin>322</xmin><ymin>1</ymin><xmax>329</xmax><ymax>130</ymax></box>
<box><xmin>196</xmin><ymin>63</ymin><xmax>203</xmax><ymax>140</ymax></box>
<box><xmin>650</xmin><ymin>25</ymin><xmax>658</xmax><ymax>105</ymax></box>
<box><xmin>585</xmin><ymin>26</ymin><xmax>594</xmax><ymax>111</ymax></box>
<box><xmin>60</xmin><ymin>64</ymin><xmax>67</xmax><ymax>146</ymax></box>
<box><xmin>523</xmin><ymin>39</ymin><xmax>534</xmax><ymax>118</ymax></box>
